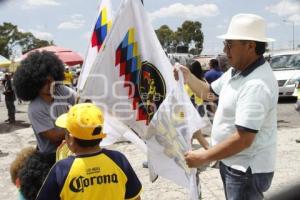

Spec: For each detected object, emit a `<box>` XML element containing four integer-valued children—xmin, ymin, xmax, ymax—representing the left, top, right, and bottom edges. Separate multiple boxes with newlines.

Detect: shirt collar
<box><xmin>231</xmin><ymin>56</ymin><xmax>266</xmax><ymax>77</ymax></box>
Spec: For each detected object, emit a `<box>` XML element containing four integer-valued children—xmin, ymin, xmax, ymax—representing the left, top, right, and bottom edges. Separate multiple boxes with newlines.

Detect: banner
<box><xmin>145</xmin><ymin>71</ymin><xmax>206</xmax><ymax>199</ymax></box>
<box><xmin>81</xmin><ymin>0</ymin><xmax>206</xmax><ymax>198</ymax></box>
<box><xmin>77</xmin><ymin>0</ymin><xmax>113</xmax><ymax>91</ymax></box>
<box><xmin>77</xmin><ymin>0</ymin><xmax>146</xmax><ymax>153</ymax></box>
<box><xmin>81</xmin><ymin>0</ymin><xmax>176</xmax><ymax>135</ymax></box>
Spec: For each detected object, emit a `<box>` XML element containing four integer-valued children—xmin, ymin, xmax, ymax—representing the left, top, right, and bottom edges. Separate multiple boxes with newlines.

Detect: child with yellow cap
<box><xmin>36</xmin><ymin>103</ymin><xmax>142</xmax><ymax>200</ymax></box>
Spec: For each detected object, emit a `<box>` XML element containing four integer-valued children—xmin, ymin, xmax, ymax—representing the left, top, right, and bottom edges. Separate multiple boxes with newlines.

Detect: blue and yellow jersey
<box><xmin>36</xmin><ymin>149</ymin><xmax>142</xmax><ymax>200</ymax></box>
<box><xmin>184</xmin><ymin>84</ymin><xmax>203</xmax><ymax>105</ymax></box>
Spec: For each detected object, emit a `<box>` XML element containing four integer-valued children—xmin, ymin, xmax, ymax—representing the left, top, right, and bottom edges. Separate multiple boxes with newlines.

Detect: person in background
<box><xmin>204</xmin><ymin>59</ymin><xmax>223</xmax><ymax>119</ymax></box>
<box><xmin>204</xmin><ymin>59</ymin><xmax>223</xmax><ymax>84</ymax></box>
<box><xmin>10</xmin><ymin>147</ymin><xmax>53</xmax><ymax>200</ymax></box>
<box><xmin>175</xmin><ymin>13</ymin><xmax>278</xmax><ymax>200</ymax></box>
<box><xmin>3</xmin><ymin>72</ymin><xmax>16</xmax><ymax>124</ymax></box>
<box><xmin>10</xmin><ymin>147</ymin><xmax>36</xmax><ymax>200</ymax></box>
<box><xmin>36</xmin><ymin>103</ymin><xmax>142</xmax><ymax>200</ymax></box>
<box><xmin>186</xmin><ymin>60</ymin><xmax>209</xmax><ymax>150</ymax></box>
<box><xmin>13</xmin><ymin>51</ymin><xmax>76</xmax><ymax>166</ymax></box>
<box><xmin>294</xmin><ymin>77</ymin><xmax>300</xmax><ymax>143</ymax></box>
<box><xmin>63</xmin><ymin>66</ymin><xmax>73</xmax><ymax>87</ymax></box>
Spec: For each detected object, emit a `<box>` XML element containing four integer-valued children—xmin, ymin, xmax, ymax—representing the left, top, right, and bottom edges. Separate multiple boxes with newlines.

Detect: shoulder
<box><xmin>102</xmin><ymin>149</ymin><xmax>128</xmax><ymax>167</ymax></box>
<box><xmin>56</xmin><ymin>156</ymin><xmax>76</xmax><ymax>167</ymax></box>
<box><xmin>28</xmin><ymin>98</ymin><xmax>46</xmax><ymax>114</ymax></box>
<box><xmin>55</xmin><ymin>85</ymin><xmax>75</xmax><ymax>96</ymax></box>
<box><xmin>102</xmin><ymin>149</ymin><xmax>126</xmax><ymax>160</ymax></box>
<box><xmin>52</xmin><ymin>156</ymin><xmax>76</xmax><ymax>177</ymax></box>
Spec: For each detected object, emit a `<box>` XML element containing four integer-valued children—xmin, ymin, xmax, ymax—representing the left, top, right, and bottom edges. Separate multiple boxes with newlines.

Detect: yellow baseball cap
<box><xmin>55</xmin><ymin>103</ymin><xmax>106</xmax><ymax>140</ymax></box>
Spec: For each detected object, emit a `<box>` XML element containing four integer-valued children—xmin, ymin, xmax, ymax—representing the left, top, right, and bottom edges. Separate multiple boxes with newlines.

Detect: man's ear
<box><xmin>66</xmin><ymin>134</ymin><xmax>76</xmax><ymax>152</ymax></box>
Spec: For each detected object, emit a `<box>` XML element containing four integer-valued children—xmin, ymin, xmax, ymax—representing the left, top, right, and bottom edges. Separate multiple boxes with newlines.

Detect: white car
<box><xmin>269</xmin><ymin>50</ymin><xmax>300</xmax><ymax>97</ymax></box>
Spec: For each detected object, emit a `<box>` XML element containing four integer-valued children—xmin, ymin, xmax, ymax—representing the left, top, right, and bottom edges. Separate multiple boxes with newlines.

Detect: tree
<box><xmin>175</xmin><ymin>21</ymin><xmax>204</xmax><ymax>54</ymax></box>
<box><xmin>155</xmin><ymin>21</ymin><xmax>204</xmax><ymax>55</ymax></box>
<box><xmin>155</xmin><ymin>25</ymin><xmax>175</xmax><ymax>49</ymax></box>
<box><xmin>0</xmin><ymin>22</ymin><xmax>53</xmax><ymax>58</ymax></box>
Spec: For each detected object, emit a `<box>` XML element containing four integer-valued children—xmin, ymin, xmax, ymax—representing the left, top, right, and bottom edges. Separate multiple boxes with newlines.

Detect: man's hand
<box><xmin>184</xmin><ymin>149</ymin><xmax>209</xmax><ymax>168</ymax></box>
<box><xmin>173</xmin><ymin>64</ymin><xmax>191</xmax><ymax>84</ymax></box>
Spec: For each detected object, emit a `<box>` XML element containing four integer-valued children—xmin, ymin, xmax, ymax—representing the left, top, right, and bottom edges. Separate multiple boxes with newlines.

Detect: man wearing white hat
<box><xmin>174</xmin><ymin>13</ymin><xmax>278</xmax><ymax>199</ymax></box>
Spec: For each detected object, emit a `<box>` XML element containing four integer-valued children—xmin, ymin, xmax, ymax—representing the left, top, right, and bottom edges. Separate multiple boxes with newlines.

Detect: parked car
<box><xmin>269</xmin><ymin>50</ymin><xmax>300</xmax><ymax>97</ymax></box>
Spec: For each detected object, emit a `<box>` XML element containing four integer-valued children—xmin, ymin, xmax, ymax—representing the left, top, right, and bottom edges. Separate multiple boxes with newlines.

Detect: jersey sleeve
<box><xmin>36</xmin><ymin>157</ymin><xmax>75</xmax><ymax>200</ymax></box>
<box><xmin>122</xmin><ymin>155</ymin><xmax>142</xmax><ymax>199</ymax></box>
<box><xmin>103</xmin><ymin>150</ymin><xmax>142</xmax><ymax>199</ymax></box>
<box><xmin>35</xmin><ymin>164</ymin><xmax>61</xmax><ymax>200</ymax></box>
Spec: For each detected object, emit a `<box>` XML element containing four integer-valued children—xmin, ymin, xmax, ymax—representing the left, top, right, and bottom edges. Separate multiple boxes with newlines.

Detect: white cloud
<box><xmin>216</xmin><ymin>24</ymin><xmax>224</xmax><ymax>29</ymax></box>
<box><xmin>266</xmin><ymin>0</ymin><xmax>300</xmax><ymax>24</ymax></box>
<box><xmin>288</xmin><ymin>13</ymin><xmax>300</xmax><ymax>23</ymax></box>
<box><xmin>268</xmin><ymin>22</ymin><xmax>279</xmax><ymax>28</ymax></box>
<box><xmin>266</xmin><ymin>0</ymin><xmax>300</xmax><ymax>16</ymax></box>
<box><xmin>149</xmin><ymin>3</ymin><xmax>219</xmax><ymax>21</ymax></box>
<box><xmin>18</xmin><ymin>27</ymin><xmax>53</xmax><ymax>41</ymax></box>
<box><xmin>58</xmin><ymin>14</ymin><xmax>85</xmax><ymax>30</ymax></box>
<box><xmin>22</xmin><ymin>0</ymin><xmax>60</xmax><ymax>9</ymax></box>
<box><xmin>30</xmin><ymin>30</ymin><xmax>53</xmax><ymax>41</ymax></box>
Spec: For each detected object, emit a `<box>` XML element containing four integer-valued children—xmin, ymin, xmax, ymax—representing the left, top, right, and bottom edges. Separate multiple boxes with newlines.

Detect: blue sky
<box><xmin>0</xmin><ymin>0</ymin><xmax>299</xmax><ymax>58</ymax></box>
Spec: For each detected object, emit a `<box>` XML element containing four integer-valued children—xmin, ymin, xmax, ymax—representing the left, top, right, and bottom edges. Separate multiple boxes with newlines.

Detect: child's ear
<box><xmin>15</xmin><ymin>177</ymin><xmax>21</xmax><ymax>188</ymax></box>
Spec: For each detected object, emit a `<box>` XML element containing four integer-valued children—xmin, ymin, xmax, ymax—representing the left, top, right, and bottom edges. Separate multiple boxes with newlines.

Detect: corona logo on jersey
<box><xmin>69</xmin><ymin>173</ymin><xmax>118</xmax><ymax>193</ymax></box>
<box><xmin>115</xmin><ymin>28</ymin><xmax>166</xmax><ymax>125</ymax></box>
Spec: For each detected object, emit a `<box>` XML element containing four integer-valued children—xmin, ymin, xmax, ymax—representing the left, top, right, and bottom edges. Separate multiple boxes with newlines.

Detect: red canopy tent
<box><xmin>22</xmin><ymin>45</ymin><xmax>83</xmax><ymax>66</ymax></box>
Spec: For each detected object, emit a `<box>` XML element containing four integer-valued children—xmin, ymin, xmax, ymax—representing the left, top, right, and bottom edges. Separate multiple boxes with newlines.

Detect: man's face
<box><xmin>223</xmin><ymin>40</ymin><xmax>252</xmax><ymax>70</ymax></box>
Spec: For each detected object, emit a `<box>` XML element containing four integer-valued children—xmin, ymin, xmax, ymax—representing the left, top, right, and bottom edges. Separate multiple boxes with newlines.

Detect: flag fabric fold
<box><xmin>145</xmin><ymin>71</ymin><xmax>205</xmax><ymax>199</ymax></box>
<box><xmin>77</xmin><ymin>0</ymin><xmax>113</xmax><ymax>91</ymax></box>
<box><xmin>81</xmin><ymin>0</ymin><xmax>206</xmax><ymax>198</ymax></box>
<box><xmin>78</xmin><ymin>0</ymin><xmax>146</xmax><ymax>153</ymax></box>
<box><xmin>81</xmin><ymin>0</ymin><xmax>176</xmax><ymax>135</ymax></box>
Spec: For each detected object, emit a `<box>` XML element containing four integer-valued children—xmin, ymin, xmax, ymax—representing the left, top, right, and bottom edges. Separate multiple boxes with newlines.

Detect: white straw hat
<box><xmin>217</xmin><ymin>13</ymin><xmax>275</xmax><ymax>42</ymax></box>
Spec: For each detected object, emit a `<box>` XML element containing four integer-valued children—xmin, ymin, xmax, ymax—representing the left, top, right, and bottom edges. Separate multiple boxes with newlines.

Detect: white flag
<box><xmin>77</xmin><ymin>0</ymin><xmax>146</xmax><ymax>152</ymax></box>
<box><xmin>81</xmin><ymin>0</ymin><xmax>176</xmax><ymax>135</ymax></box>
<box><xmin>81</xmin><ymin>0</ymin><xmax>205</xmax><ymax>198</ymax></box>
<box><xmin>77</xmin><ymin>0</ymin><xmax>113</xmax><ymax>91</ymax></box>
<box><xmin>146</xmin><ymin>71</ymin><xmax>206</xmax><ymax>199</ymax></box>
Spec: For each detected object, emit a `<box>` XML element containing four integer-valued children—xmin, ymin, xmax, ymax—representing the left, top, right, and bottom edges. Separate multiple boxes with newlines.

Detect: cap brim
<box><xmin>55</xmin><ymin>113</ymin><xmax>68</xmax><ymax>128</ymax></box>
<box><xmin>217</xmin><ymin>34</ymin><xmax>275</xmax><ymax>42</ymax></box>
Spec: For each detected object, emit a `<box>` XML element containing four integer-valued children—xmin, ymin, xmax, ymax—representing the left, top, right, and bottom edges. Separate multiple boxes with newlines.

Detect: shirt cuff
<box><xmin>235</xmin><ymin>125</ymin><xmax>258</xmax><ymax>134</ymax></box>
<box><xmin>209</xmin><ymin>85</ymin><xmax>219</xmax><ymax>97</ymax></box>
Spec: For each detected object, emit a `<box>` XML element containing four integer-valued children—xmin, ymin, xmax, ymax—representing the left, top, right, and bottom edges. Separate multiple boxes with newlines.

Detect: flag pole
<box><xmin>141</xmin><ymin>0</ymin><xmax>143</xmax><ymax>5</ymax></box>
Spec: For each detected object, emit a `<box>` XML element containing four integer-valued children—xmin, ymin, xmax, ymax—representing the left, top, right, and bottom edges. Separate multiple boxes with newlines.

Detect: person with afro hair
<box><xmin>13</xmin><ymin>51</ymin><xmax>76</xmax><ymax>166</ymax></box>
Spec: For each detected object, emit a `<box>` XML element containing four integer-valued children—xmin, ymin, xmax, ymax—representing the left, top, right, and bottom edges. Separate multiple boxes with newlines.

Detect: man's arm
<box><xmin>40</xmin><ymin>128</ymin><xmax>65</xmax><ymax>145</ymax></box>
<box><xmin>185</xmin><ymin>129</ymin><xmax>256</xmax><ymax>167</ymax></box>
<box><xmin>174</xmin><ymin>65</ymin><xmax>217</xmax><ymax>101</ymax></box>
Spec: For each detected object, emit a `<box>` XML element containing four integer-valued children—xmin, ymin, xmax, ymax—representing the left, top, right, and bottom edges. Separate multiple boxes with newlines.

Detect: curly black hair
<box><xmin>18</xmin><ymin>152</ymin><xmax>53</xmax><ymax>200</ymax></box>
<box><xmin>13</xmin><ymin>51</ymin><xmax>65</xmax><ymax>101</ymax></box>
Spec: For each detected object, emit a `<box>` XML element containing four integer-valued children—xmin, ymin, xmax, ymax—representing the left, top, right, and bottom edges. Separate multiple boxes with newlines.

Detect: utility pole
<box><xmin>283</xmin><ymin>19</ymin><xmax>295</xmax><ymax>50</ymax></box>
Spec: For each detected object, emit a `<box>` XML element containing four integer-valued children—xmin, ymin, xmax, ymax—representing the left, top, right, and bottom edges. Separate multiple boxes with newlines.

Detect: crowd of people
<box><xmin>3</xmin><ymin>13</ymin><xmax>300</xmax><ymax>200</ymax></box>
